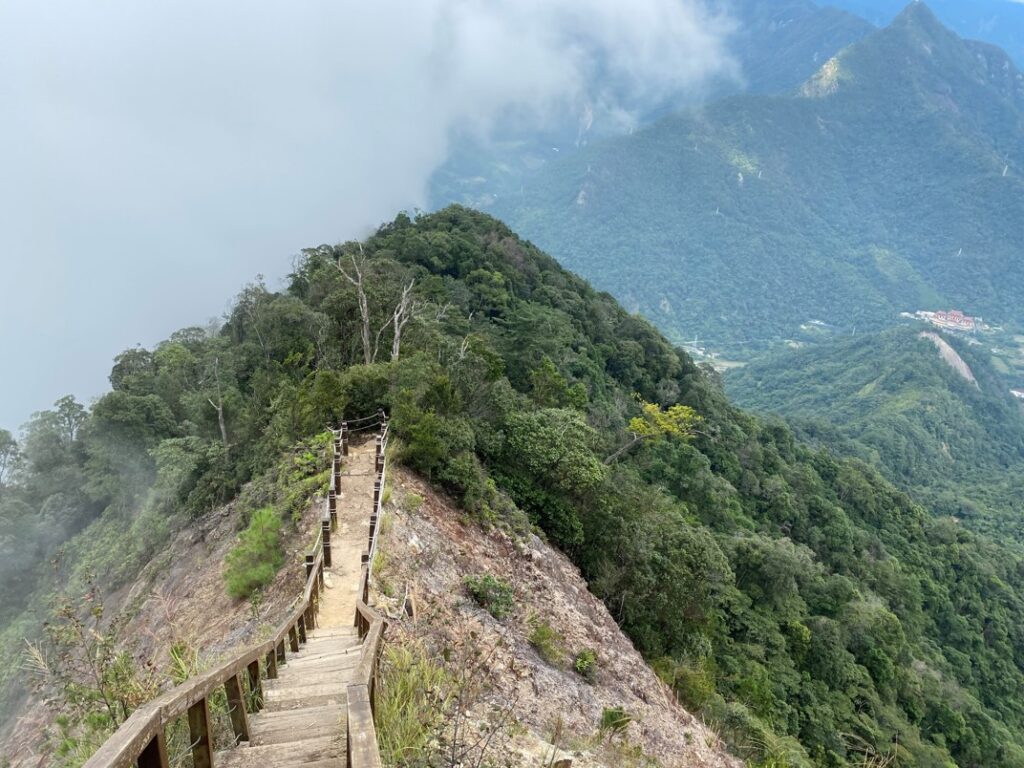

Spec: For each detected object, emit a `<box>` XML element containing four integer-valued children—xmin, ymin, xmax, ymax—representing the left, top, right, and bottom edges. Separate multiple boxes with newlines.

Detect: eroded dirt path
<box><xmin>316</xmin><ymin>439</ymin><xmax>376</xmax><ymax>629</ymax></box>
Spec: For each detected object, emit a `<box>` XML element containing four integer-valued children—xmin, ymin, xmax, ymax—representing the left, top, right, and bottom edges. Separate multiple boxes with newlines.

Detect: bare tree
<box><xmin>389</xmin><ymin>280</ymin><xmax>417</xmax><ymax>361</ymax></box>
<box><xmin>335</xmin><ymin>244</ymin><xmax>373</xmax><ymax>365</ymax></box>
<box><xmin>0</xmin><ymin>429</ymin><xmax>19</xmax><ymax>487</ymax></box>
<box><xmin>207</xmin><ymin>356</ymin><xmax>229</xmax><ymax>450</ymax></box>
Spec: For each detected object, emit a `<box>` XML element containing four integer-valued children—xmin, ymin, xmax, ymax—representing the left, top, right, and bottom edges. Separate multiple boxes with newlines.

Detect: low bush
<box><xmin>224</xmin><ymin>507</ymin><xmax>283</xmax><ymax>599</ymax></box>
<box><xmin>574</xmin><ymin>648</ymin><xmax>598</xmax><ymax>681</ymax></box>
<box><xmin>599</xmin><ymin>706</ymin><xmax>633</xmax><ymax>739</ymax></box>
<box><xmin>529</xmin><ymin>619</ymin><xmax>565</xmax><ymax>666</ymax></box>
<box><xmin>463</xmin><ymin>574</ymin><xmax>515</xmax><ymax>619</ymax></box>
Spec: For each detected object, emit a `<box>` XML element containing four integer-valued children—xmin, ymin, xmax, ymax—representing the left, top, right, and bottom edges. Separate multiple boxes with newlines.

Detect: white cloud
<box><xmin>0</xmin><ymin>0</ymin><xmax>735</xmax><ymax>429</ymax></box>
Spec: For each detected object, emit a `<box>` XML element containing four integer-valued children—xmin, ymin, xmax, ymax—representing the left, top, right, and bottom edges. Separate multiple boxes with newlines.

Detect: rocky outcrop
<box><xmin>919</xmin><ymin>331</ymin><xmax>977</xmax><ymax>385</ymax></box>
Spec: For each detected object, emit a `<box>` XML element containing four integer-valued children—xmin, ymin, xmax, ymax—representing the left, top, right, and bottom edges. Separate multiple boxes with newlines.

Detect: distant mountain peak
<box><xmin>892</xmin><ymin>1</ymin><xmax>942</xmax><ymax>29</ymax></box>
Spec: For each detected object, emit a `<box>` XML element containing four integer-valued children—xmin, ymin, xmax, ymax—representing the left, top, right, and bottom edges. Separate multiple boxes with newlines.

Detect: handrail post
<box><xmin>329</xmin><ymin>488</ymin><xmax>337</xmax><ymax>530</ymax></box>
<box><xmin>187</xmin><ymin>698</ymin><xmax>214</xmax><ymax>768</ymax></box>
<box><xmin>224</xmin><ymin>673</ymin><xmax>251</xmax><ymax>744</ymax></box>
<box><xmin>289</xmin><ymin>624</ymin><xmax>300</xmax><ymax>653</ymax></box>
<box><xmin>323</xmin><ymin>517</ymin><xmax>332</xmax><ymax>568</ymax></box>
<box><xmin>266</xmin><ymin>649</ymin><xmax>278</xmax><ymax>679</ymax></box>
<box><xmin>247</xmin><ymin>659</ymin><xmax>263</xmax><ymax>712</ymax></box>
<box><xmin>137</xmin><ymin>729</ymin><xmax>170</xmax><ymax>768</ymax></box>
<box><xmin>341</xmin><ymin>421</ymin><xmax>349</xmax><ymax>456</ymax></box>
<box><xmin>298</xmin><ymin>613</ymin><xmax>307</xmax><ymax>644</ymax></box>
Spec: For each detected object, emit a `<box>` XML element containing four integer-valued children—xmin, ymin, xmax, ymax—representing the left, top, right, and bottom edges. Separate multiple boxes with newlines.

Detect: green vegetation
<box><xmin>4</xmin><ymin>207</ymin><xmax>1024</xmax><ymax>766</ymax></box>
<box><xmin>598</xmin><ymin>706</ymin><xmax>634</xmax><ymax>739</ymax></box>
<box><xmin>223</xmin><ymin>507</ymin><xmax>284</xmax><ymax>599</ymax></box>
<box><xmin>376</xmin><ymin>640</ymin><xmax>453</xmax><ymax>766</ymax></box>
<box><xmin>574</xmin><ymin>648</ymin><xmax>598</xmax><ymax>681</ymax></box>
<box><xmin>727</xmin><ymin>326</ymin><xmax>1024</xmax><ymax>540</ymax></box>
<box><xmin>528</xmin><ymin>619</ymin><xmax>565</xmax><ymax>666</ymax></box>
<box><xmin>495</xmin><ymin>3</ymin><xmax>1024</xmax><ymax>357</ymax></box>
<box><xmin>463</xmin><ymin>574</ymin><xmax>516</xmax><ymax>620</ymax></box>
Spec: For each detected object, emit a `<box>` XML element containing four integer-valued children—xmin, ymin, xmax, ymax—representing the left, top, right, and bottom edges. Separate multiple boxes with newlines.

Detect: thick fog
<box><xmin>0</xmin><ymin>0</ymin><xmax>736</xmax><ymax>431</ymax></box>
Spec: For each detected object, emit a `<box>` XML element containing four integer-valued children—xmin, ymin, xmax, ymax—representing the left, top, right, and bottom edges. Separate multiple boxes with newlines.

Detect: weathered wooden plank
<box><xmin>187</xmin><ymin>697</ymin><xmax>213</xmax><ymax>768</ymax></box>
<box><xmin>247</xmin><ymin>659</ymin><xmax>263</xmax><ymax>712</ymax></box>
<box><xmin>352</xmin><ymin>620</ymin><xmax>384</xmax><ymax>688</ymax></box>
<box><xmin>80</xmin><ymin>704</ymin><xmax>160</xmax><ymax>768</ymax></box>
<box><xmin>224</xmin><ymin>673</ymin><xmax>250</xmax><ymax>744</ymax></box>
<box><xmin>346</xmin><ymin>684</ymin><xmax>382</xmax><ymax>768</ymax></box>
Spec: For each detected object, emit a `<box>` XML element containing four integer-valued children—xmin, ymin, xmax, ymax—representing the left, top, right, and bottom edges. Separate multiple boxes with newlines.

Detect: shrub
<box><xmin>463</xmin><ymin>574</ymin><xmax>515</xmax><ymax>619</ymax></box>
<box><xmin>599</xmin><ymin>706</ymin><xmax>633</xmax><ymax>739</ymax></box>
<box><xmin>404</xmin><ymin>492</ymin><xmax>424</xmax><ymax>512</ymax></box>
<box><xmin>529</xmin><ymin>619</ymin><xmax>565</xmax><ymax>666</ymax></box>
<box><xmin>574</xmin><ymin>648</ymin><xmax>598</xmax><ymax>681</ymax></box>
<box><xmin>224</xmin><ymin>507</ymin><xmax>284</xmax><ymax>599</ymax></box>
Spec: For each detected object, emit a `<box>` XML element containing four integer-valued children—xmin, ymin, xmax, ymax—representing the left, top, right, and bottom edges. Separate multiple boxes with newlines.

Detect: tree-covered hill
<box><xmin>826</xmin><ymin>0</ymin><xmax>1024</xmax><ymax>68</ymax></box>
<box><xmin>727</xmin><ymin>326</ymin><xmax>1024</xmax><ymax>539</ymax></box>
<box><xmin>4</xmin><ymin>208</ymin><xmax>1024</xmax><ymax>766</ymax></box>
<box><xmin>492</xmin><ymin>2</ymin><xmax>1024</xmax><ymax>356</ymax></box>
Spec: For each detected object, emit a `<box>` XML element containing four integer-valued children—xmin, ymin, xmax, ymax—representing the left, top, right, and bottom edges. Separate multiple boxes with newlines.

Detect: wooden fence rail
<box><xmin>81</xmin><ymin>412</ymin><xmax>391</xmax><ymax>768</ymax></box>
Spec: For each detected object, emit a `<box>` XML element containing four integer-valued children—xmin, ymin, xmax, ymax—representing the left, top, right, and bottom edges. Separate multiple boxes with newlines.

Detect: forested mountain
<box><xmin>493</xmin><ymin>3</ymin><xmax>1024</xmax><ymax>356</ymax></box>
<box><xmin>428</xmin><ymin>0</ymin><xmax>873</xmax><ymax>212</ymax></box>
<box><xmin>728</xmin><ymin>326</ymin><xmax>1024</xmax><ymax>539</ymax></box>
<box><xmin>5</xmin><ymin>208</ymin><xmax>1024</xmax><ymax>766</ymax></box>
<box><xmin>826</xmin><ymin>0</ymin><xmax>1024</xmax><ymax>68</ymax></box>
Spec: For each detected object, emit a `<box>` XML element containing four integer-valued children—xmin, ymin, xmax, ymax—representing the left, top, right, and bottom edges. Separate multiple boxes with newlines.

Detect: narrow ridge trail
<box><xmin>216</xmin><ymin>440</ymin><xmax>377</xmax><ymax>767</ymax></box>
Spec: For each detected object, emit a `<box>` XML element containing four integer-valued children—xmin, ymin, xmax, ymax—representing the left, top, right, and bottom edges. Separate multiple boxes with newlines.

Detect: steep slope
<box><xmin>727</xmin><ymin>326</ymin><xmax>1024</xmax><ymax>538</ymax></box>
<box><xmin>5</xmin><ymin>207</ymin><xmax>1024</xmax><ymax>766</ymax></box>
<box><xmin>372</xmin><ymin>466</ymin><xmax>740</xmax><ymax>768</ymax></box>
<box><xmin>495</xmin><ymin>2</ymin><xmax>1024</xmax><ymax>355</ymax></box>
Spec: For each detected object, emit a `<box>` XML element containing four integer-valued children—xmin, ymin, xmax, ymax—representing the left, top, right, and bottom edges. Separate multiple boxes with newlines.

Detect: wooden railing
<box><xmin>346</xmin><ymin>414</ymin><xmax>389</xmax><ymax>768</ymax></box>
<box><xmin>80</xmin><ymin>532</ymin><xmax>326</xmax><ymax>768</ymax></box>
<box><xmin>81</xmin><ymin>414</ymin><xmax>392</xmax><ymax>768</ymax></box>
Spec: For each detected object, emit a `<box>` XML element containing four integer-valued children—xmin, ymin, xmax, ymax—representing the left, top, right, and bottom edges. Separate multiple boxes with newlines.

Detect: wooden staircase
<box><xmin>81</xmin><ymin>414</ymin><xmax>390</xmax><ymax>768</ymax></box>
<box><xmin>216</xmin><ymin>627</ymin><xmax>361</xmax><ymax>767</ymax></box>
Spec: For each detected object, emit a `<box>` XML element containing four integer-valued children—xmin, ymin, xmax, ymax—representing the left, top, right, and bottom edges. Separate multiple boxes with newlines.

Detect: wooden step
<box><xmin>214</xmin><ymin>735</ymin><xmax>344</xmax><ymax>767</ymax></box>
<box><xmin>292</xmin><ymin>641</ymin><xmax>361</xmax><ymax>658</ymax></box>
<box><xmin>264</xmin><ymin>682</ymin><xmax>349</xmax><ymax>711</ymax></box>
<box><xmin>277</xmin><ymin>645</ymin><xmax>359</xmax><ymax>671</ymax></box>
<box><xmin>307</xmin><ymin>627</ymin><xmax>359</xmax><ymax>640</ymax></box>
<box><xmin>250</xmin><ymin>704</ymin><xmax>345</xmax><ymax>746</ymax></box>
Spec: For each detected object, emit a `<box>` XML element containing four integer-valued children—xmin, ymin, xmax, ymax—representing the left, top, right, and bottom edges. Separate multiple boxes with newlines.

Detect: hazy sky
<box><xmin>0</xmin><ymin>0</ymin><xmax>736</xmax><ymax>433</ymax></box>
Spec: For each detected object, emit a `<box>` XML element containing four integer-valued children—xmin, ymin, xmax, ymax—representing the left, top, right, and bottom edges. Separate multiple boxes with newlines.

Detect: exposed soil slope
<box><xmin>374</xmin><ymin>467</ymin><xmax>740</xmax><ymax>768</ymax></box>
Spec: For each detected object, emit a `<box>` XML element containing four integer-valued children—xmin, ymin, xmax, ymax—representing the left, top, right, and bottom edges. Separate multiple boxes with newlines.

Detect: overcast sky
<box><xmin>0</xmin><ymin>0</ymin><xmax>736</xmax><ymax>433</ymax></box>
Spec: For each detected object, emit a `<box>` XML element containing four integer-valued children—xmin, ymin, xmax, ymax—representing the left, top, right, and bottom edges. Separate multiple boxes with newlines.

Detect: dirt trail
<box><xmin>317</xmin><ymin>439</ymin><xmax>376</xmax><ymax>629</ymax></box>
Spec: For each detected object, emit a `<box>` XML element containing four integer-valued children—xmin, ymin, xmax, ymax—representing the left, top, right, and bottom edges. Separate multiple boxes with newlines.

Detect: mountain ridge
<box><xmin>492</xmin><ymin>1</ymin><xmax>1024</xmax><ymax>357</ymax></box>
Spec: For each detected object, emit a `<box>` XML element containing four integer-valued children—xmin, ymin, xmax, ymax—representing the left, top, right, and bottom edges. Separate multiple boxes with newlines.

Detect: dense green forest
<box><xmin>727</xmin><ymin>326</ymin><xmax>1024</xmax><ymax>540</ymax></box>
<box><xmin>4</xmin><ymin>208</ymin><xmax>1024</xmax><ymax>766</ymax></box>
<box><xmin>491</xmin><ymin>3</ymin><xmax>1024</xmax><ymax>355</ymax></box>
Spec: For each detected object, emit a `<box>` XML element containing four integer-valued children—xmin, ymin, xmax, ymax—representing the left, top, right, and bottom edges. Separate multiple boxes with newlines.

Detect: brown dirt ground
<box><xmin>372</xmin><ymin>468</ymin><xmax>742</xmax><ymax>768</ymax></box>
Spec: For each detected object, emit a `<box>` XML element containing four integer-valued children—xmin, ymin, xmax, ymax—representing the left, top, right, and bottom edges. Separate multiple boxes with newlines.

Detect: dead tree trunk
<box><xmin>390</xmin><ymin>280</ymin><xmax>416</xmax><ymax>361</ymax></box>
<box><xmin>208</xmin><ymin>356</ymin><xmax>229</xmax><ymax>451</ymax></box>
<box><xmin>336</xmin><ymin>245</ymin><xmax>372</xmax><ymax>365</ymax></box>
